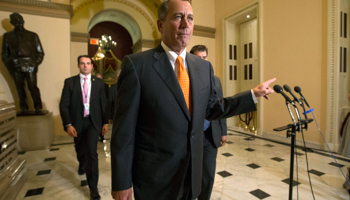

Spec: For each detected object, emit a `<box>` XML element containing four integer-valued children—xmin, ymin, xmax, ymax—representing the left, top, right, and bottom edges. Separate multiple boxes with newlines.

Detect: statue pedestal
<box><xmin>17</xmin><ymin>112</ymin><xmax>54</xmax><ymax>152</ymax></box>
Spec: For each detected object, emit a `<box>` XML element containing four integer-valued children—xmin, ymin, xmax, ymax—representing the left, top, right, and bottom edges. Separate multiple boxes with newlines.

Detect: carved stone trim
<box><xmin>193</xmin><ymin>25</ymin><xmax>216</xmax><ymax>38</ymax></box>
<box><xmin>73</xmin><ymin>0</ymin><xmax>158</xmax><ymax>40</ymax></box>
<box><xmin>0</xmin><ymin>0</ymin><xmax>73</xmax><ymax>19</ymax></box>
<box><xmin>326</xmin><ymin>0</ymin><xmax>340</xmax><ymax>151</ymax></box>
<box><xmin>71</xmin><ymin>32</ymin><xmax>90</xmax><ymax>43</ymax></box>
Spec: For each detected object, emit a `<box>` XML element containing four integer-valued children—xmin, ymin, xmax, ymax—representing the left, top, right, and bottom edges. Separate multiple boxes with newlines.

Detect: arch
<box><xmin>88</xmin><ymin>9</ymin><xmax>142</xmax><ymax>45</ymax></box>
<box><xmin>72</xmin><ymin>0</ymin><xmax>160</xmax><ymax>40</ymax></box>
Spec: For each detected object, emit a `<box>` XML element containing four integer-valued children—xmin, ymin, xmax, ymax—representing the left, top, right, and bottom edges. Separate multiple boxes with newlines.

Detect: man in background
<box><xmin>60</xmin><ymin>55</ymin><xmax>108</xmax><ymax>200</ymax></box>
<box><xmin>190</xmin><ymin>45</ymin><xmax>226</xmax><ymax>200</ymax></box>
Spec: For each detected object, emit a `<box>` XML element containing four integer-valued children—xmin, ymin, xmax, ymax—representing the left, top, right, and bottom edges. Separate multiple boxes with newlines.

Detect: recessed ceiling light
<box><xmin>247</xmin><ymin>15</ymin><xmax>250</xmax><ymax>18</ymax></box>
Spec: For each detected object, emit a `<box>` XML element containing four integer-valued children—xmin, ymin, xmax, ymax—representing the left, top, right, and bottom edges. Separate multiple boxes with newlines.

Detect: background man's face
<box><xmin>78</xmin><ymin>57</ymin><xmax>93</xmax><ymax>75</ymax></box>
<box><xmin>193</xmin><ymin>50</ymin><xmax>208</xmax><ymax>60</ymax></box>
<box><xmin>158</xmin><ymin>0</ymin><xmax>194</xmax><ymax>53</ymax></box>
<box><xmin>10</xmin><ymin>17</ymin><xmax>24</xmax><ymax>31</ymax></box>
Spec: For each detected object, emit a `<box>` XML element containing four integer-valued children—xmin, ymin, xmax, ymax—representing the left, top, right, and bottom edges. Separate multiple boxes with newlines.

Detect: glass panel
<box><xmin>244</xmin><ymin>65</ymin><xmax>247</xmax><ymax>80</ymax></box>
<box><xmin>229</xmin><ymin>65</ymin><xmax>232</xmax><ymax>80</ymax></box>
<box><xmin>249</xmin><ymin>64</ymin><xmax>253</xmax><ymax>79</ymax></box>
<box><xmin>234</xmin><ymin>65</ymin><xmax>237</xmax><ymax>80</ymax></box>
<box><xmin>244</xmin><ymin>44</ymin><xmax>247</xmax><ymax>59</ymax></box>
<box><xmin>249</xmin><ymin>43</ymin><xmax>253</xmax><ymax>58</ymax></box>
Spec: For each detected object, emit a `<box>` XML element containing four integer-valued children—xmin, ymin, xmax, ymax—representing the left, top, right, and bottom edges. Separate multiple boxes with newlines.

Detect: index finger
<box><xmin>264</xmin><ymin>78</ymin><xmax>276</xmax><ymax>86</ymax></box>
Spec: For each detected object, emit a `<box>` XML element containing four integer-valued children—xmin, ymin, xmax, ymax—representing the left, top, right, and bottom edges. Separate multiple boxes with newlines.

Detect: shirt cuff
<box><xmin>65</xmin><ymin>123</ymin><xmax>72</xmax><ymax>128</ymax></box>
<box><xmin>251</xmin><ymin>89</ymin><xmax>258</xmax><ymax>104</ymax></box>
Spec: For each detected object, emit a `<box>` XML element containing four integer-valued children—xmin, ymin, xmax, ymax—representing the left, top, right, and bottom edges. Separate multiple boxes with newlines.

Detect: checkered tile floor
<box><xmin>14</xmin><ymin>127</ymin><xmax>350</xmax><ymax>199</ymax></box>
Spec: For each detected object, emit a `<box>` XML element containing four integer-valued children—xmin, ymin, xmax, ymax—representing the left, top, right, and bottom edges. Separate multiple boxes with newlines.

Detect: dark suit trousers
<box><xmin>198</xmin><ymin>126</ymin><xmax>218</xmax><ymax>200</ymax></box>
<box><xmin>74</xmin><ymin>116</ymin><xmax>100</xmax><ymax>190</ymax></box>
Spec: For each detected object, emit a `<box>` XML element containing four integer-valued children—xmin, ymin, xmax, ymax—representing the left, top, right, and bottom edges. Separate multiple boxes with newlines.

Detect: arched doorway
<box><xmin>88</xmin><ymin>21</ymin><xmax>133</xmax><ymax>85</ymax></box>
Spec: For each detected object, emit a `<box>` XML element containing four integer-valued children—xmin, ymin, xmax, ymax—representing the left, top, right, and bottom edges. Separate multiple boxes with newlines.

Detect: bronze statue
<box><xmin>1</xmin><ymin>13</ymin><xmax>44</xmax><ymax>112</ymax></box>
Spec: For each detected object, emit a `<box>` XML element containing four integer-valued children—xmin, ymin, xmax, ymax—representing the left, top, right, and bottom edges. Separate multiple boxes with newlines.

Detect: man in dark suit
<box><xmin>190</xmin><ymin>45</ymin><xmax>226</xmax><ymax>200</ymax></box>
<box><xmin>110</xmin><ymin>1</ymin><xmax>275</xmax><ymax>200</ymax></box>
<box><xmin>59</xmin><ymin>55</ymin><xmax>108</xmax><ymax>200</ymax></box>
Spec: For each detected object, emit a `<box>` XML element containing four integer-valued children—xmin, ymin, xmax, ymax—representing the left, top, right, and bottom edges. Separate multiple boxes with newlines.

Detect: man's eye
<box><xmin>188</xmin><ymin>16</ymin><xmax>194</xmax><ymax>21</ymax></box>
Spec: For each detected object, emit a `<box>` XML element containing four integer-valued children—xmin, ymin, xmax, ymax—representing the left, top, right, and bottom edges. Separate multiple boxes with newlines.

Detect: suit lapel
<box><xmin>74</xmin><ymin>75</ymin><xmax>83</xmax><ymax>107</ymax></box>
<box><xmin>152</xmin><ymin>45</ymin><xmax>191</xmax><ymax>120</ymax></box>
<box><xmin>90</xmin><ymin>76</ymin><xmax>97</xmax><ymax>105</ymax></box>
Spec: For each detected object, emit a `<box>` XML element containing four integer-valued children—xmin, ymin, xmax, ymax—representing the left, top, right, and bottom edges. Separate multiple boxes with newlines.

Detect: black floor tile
<box><xmin>329</xmin><ymin>162</ymin><xmax>345</xmax><ymax>168</ymax></box>
<box><xmin>308</xmin><ymin>169</ymin><xmax>325</xmax><ymax>176</ymax></box>
<box><xmin>245</xmin><ymin>148</ymin><xmax>255</xmax><ymax>152</ymax></box>
<box><xmin>294</xmin><ymin>152</ymin><xmax>304</xmax><ymax>156</ymax></box>
<box><xmin>271</xmin><ymin>157</ymin><xmax>285</xmax><ymax>162</ymax></box>
<box><xmin>44</xmin><ymin>157</ymin><xmax>56</xmax><ymax>162</ymax></box>
<box><xmin>217</xmin><ymin>171</ymin><xmax>232</xmax><ymax>178</ymax></box>
<box><xmin>244</xmin><ymin>137</ymin><xmax>255</xmax><ymax>141</ymax></box>
<box><xmin>282</xmin><ymin>178</ymin><xmax>301</xmax><ymax>186</ymax></box>
<box><xmin>25</xmin><ymin>188</ymin><xmax>44</xmax><ymax>197</ymax></box>
<box><xmin>50</xmin><ymin>148</ymin><xmax>60</xmax><ymax>151</ymax></box>
<box><xmin>264</xmin><ymin>144</ymin><xmax>274</xmax><ymax>147</ymax></box>
<box><xmin>18</xmin><ymin>151</ymin><xmax>26</xmax><ymax>155</ymax></box>
<box><xmin>226</xmin><ymin>141</ymin><xmax>234</xmax><ymax>144</ymax></box>
<box><xmin>247</xmin><ymin>163</ymin><xmax>260</xmax><ymax>169</ymax></box>
<box><xmin>37</xmin><ymin>169</ymin><xmax>51</xmax><ymax>176</ymax></box>
<box><xmin>249</xmin><ymin>189</ymin><xmax>271</xmax><ymax>199</ymax></box>
<box><xmin>222</xmin><ymin>153</ymin><xmax>233</xmax><ymax>157</ymax></box>
<box><xmin>227</xmin><ymin>133</ymin><xmax>234</xmax><ymax>135</ymax></box>
<box><xmin>81</xmin><ymin>180</ymin><xmax>88</xmax><ymax>187</ymax></box>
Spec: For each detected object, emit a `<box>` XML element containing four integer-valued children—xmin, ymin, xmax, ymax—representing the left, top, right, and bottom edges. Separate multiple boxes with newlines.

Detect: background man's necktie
<box><xmin>176</xmin><ymin>56</ymin><xmax>192</xmax><ymax>115</ymax></box>
<box><xmin>83</xmin><ymin>77</ymin><xmax>88</xmax><ymax>117</ymax></box>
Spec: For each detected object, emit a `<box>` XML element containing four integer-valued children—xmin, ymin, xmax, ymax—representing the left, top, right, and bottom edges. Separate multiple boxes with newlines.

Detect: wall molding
<box><xmin>326</xmin><ymin>0</ymin><xmax>340</xmax><ymax>151</ymax></box>
<box><xmin>0</xmin><ymin>0</ymin><xmax>73</xmax><ymax>19</ymax></box>
<box><xmin>193</xmin><ymin>25</ymin><xmax>216</xmax><ymax>38</ymax></box>
<box><xmin>71</xmin><ymin>32</ymin><xmax>90</xmax><ymax>43</ymax></box>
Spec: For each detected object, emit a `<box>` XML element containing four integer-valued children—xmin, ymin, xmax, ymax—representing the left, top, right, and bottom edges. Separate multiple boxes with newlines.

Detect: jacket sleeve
<box><xmin>206</xmin><ymin>63</ymin><xmax>257</xmax><ymax>121</ymax></box>
<box><xmin>111</xmin><ymin>55</ymin><xmax>140</xmax><ymax>191</ymax></box>
<box><xmin>59</xmin><ymin>79</ymin><xmax>72</xmax><ymax>131</ymax></box>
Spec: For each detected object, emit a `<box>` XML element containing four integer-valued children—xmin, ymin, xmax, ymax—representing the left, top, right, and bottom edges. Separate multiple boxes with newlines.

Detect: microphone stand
<box><xmin>273</xmin><ymin>100</ymin><xmax>312</xmax><ymax>200</ymax></box>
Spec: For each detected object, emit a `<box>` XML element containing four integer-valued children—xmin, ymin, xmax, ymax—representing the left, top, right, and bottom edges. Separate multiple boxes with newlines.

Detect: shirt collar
<box><xmin>79</xmin><ymin>73</ymin><xmax>91</xmax><ymax>80</ymax></box>
<box><xmin>161</xmin><ymin>41</ymin><xmax>187</xmax><ymax>66</ymax></box>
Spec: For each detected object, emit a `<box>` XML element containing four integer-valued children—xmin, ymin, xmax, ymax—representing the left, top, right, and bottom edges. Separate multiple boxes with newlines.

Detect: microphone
<box><xmin>294</xmin><ymin>86</ymin><xmax>310</xmax><ymax>108</ymax></box>
<box><xmin>273</xmin><ymin>85</ymin><xmax>293</xmax><ymax>104</ymax></box>
<box><xmin>283</xmin><ymin>84</ymin><xmax>301</xmax><ymax>104</ymax></box>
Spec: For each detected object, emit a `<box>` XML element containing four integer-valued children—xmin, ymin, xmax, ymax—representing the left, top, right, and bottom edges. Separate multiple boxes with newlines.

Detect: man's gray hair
<box><xmin>158</xmin><ymin>0</ymin><xmax>191</xmax><ymax>21</ymax></box>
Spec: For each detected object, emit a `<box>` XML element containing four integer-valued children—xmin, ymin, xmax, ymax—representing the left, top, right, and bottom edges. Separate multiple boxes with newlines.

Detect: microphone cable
<box><xmin>309</xmin><ymin>110</ymin><xmax>350</xmax><ymax>188</ymax></box>
<box><xmin>300</xmin><ymin>126</ymin><xmax>315</xmax><ymax>200</ymax></box>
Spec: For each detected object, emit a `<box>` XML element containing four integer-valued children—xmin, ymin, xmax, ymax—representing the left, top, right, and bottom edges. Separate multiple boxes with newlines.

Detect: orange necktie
<box><xmin>176</xmin><ymin>56</ymin><xmax>192</xmax><ymax>115</ymax></box>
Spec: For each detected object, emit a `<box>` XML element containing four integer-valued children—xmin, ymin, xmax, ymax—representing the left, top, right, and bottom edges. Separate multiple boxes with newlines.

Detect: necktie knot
<box><xmin>176</xmin><ymin>56</ymin><xmax>183</xmax><ymax>65</ymax></box>
<box><xmin>84</xmin><ymin>77</ymin><xmax>87</xmax><ymax>81</ymax></box>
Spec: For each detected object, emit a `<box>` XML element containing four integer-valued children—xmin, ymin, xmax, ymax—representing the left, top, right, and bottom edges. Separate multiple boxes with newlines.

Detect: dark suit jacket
<box><xmin>210</xmin><ymin>76</ymin><xmax>227</xmax><ymax>148</ymax></box>
<box><xmin>59</xmin><ymin>75</ymin><xmax>107</xmax><ymax>134</ymax></box>
<box><xmin>110</xmin><ymin>45</ymin><xmax>256</xmax><ymax>199</ymax></box>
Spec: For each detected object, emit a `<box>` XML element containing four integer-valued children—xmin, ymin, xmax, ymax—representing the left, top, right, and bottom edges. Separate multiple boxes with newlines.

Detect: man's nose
<box><xmin>180</xmin><ymin>18</ymin><xmax>190</xmax><ymax>28</ymax></box>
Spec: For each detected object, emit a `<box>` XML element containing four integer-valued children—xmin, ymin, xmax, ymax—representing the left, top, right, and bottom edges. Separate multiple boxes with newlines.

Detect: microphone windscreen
<box><xmin>273</xmin><ymin>85</ymin><xmax>283</xmax><ymax>93</ymax></box>
<box><xmin>283</xmin><ymin>84</ymin><xmax>292</xmax><ymax>92</ymax></box>
<box><xmin>294</xmin><ymin>86</ymin><xmax>301</xmax><ymax>93</ymax></box>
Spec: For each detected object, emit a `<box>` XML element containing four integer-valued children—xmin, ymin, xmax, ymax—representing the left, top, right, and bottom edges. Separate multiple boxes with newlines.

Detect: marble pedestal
<box><xmin>17</xmin><ymin>112</ymin><xmax>54</xmax><ymax>152</ymax></box>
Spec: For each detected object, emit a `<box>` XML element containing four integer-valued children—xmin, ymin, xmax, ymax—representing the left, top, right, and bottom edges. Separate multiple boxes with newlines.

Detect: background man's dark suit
<box><xmin>60</xmin><ymin>75</ymin><xmax>107</xmax><ymax>191</ymax></box>
<box><xmin>199</xmin><ymin>76</ymin><xmax>226</xmax><ymax>200</ymax></box>
<box><xmin>111</xmin><ymin>45</ymin><xmax>256</xmax><ymax>200</ymax></box>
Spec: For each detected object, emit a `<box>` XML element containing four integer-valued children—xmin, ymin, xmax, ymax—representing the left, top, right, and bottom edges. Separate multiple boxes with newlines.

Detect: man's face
<box><xmin>10</xmin><ymin>17</ymin><xmax>24</xmax><ymax>31</ymax></box>
<box><xmin>78</xmin><ymin>57</ymin><xmax>93</xmax><ymax>76</ymax></box>
<box><xmin>157</xmin><ymin>0</ymin><xmax>194</xmax><ymax>53</ymax></box>
<box><xmin>193</xmin><ymin>50</ymin><xmax>208</xmax><ymax>60</ymax></box>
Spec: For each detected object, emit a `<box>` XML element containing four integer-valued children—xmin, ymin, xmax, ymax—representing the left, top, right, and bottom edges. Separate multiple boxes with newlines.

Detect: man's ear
<box><xmin>157</xmin><ymin>19</ymin><xmax>163</xmax><ymax>33</ymax></box>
